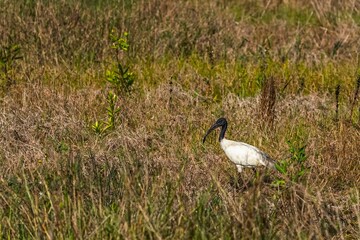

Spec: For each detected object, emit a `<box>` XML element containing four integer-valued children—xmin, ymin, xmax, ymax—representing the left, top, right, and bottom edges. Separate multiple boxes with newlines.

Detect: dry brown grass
<box><xmin>0</xmin><ymin>0</ymin><xmax>360</xmax><ymax>239</ymax></box>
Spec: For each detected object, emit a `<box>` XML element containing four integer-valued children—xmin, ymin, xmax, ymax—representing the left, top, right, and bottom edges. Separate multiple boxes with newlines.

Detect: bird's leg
<box><xmin>236</xmin><ymin>166</ymin><xmax>245</xmax><ymax>189</ymax></box>
<box><xmin>252</xmin><ymin>168</ymin><xmax>258</xmax><ymax>180</ymax></box>
<box><xmin>251</xmin><ymin>168</ymin><xmax>258</xmax><ymax>184</ymax></box>
<box><xmin>239</xmin><ymin>167</ymin><xmax>253</xmax><ymax>189</ymax></box>
<box><xmin>236</xmin><ymin>171</ymin><xmax>244</xmax><ymax>187</ymax></box>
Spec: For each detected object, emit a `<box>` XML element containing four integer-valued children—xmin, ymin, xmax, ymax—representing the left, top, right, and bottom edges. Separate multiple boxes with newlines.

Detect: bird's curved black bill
<box><xmin>202</xmin><ymin>123</ymin><xmax>220</xmax><ymax>143</ymax></box>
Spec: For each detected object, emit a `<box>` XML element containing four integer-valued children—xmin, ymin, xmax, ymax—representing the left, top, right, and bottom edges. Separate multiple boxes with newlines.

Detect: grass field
<box><xmin>1</xmin><ymin>0</ymin><xmax>360</xmax><ymax>239</ymax></box>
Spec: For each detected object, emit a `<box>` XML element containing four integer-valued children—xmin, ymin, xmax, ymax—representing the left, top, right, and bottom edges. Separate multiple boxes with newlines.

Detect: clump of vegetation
<box><xmin>92</xmin><ymin>92</ymin><xmax>121</xmax><ymax>135</ymax></box>
<box><xmin>92</xmin><ymin>30</ymin><xmax>133</xmax><ymax>135</ymax></box>
<box><xmin>0</xmin><ymin>44</ymin><xmax>22</xmax><ymax>89</ymax></box>
<box><xmin>350</xmin><ymin>75</ymin><xmax>360</xmax><ymax>120</ymax></box>
<box><xmin>273</xmin><ymin>139</ymin><xmax>309</xmax><ymax>186</ymax></box>
<box><xmin>106</xmin><ymin>31</ymin><xmax>135</xmax><ymax>94</ymax></box>
<box><xmin>335</xmin><ymin>84</ymin><xmax>341</xmax><ymax>121</ymax></box>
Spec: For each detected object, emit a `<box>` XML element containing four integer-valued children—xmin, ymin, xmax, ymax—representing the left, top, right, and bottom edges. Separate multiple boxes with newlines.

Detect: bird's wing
<box><xmin>222</xmin><ymin>142</ymin><xmax>266</xmax><ymax>167</ymax></box>
<box><xmin>221</xmin><ymin>140</ymin><xmax>276</xmax><ymax>168</ymax></box>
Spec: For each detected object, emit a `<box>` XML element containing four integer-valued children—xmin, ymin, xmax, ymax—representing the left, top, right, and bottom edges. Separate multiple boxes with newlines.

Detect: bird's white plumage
<box><xmin>220</xmin><ymin>138</ymin><xmax>275</xmax><ymax>172</ymax></box>
<box><xmin>202</xmin><ymin>117</ymin><xmax>276</xmax><ymax>173</ymax></box>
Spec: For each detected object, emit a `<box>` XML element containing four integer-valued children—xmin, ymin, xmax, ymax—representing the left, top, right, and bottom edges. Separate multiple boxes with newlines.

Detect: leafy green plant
<box><xmin>92</xmin><ymin>92</ymin><xmax>121</xmax><ymax>135</ymax></box>
<box><xmin>92</xmin><ymin>30</ymin><xmax>131</xmax><ymax>135</ymax></box>
<box><xmin>110</xmin><ymin>30</ymin><xmax>129</xmax><ymax>51</ymax></box>
<box><xmin>0</xmin><ymin>44</ymin><xmax>22</xmax><ymax>88</ymax></box>
<box><xmin>273</xmin><ymin>140</ymin><xmax>308</xmax><ymax>186</ymax></box>
<box><xmin>106</xmin><ymin>31</ymin><xmax>135</xmax><ymax>94</ymax></box>
<box><xmin>91</xmin><ymin>120</ymin><xmax>104</xmax><ymax>135</ymax></box>
<box><xmin>106</xmin><ymin>63</ymin><xmax>135</xmax><ymax>94</ymax></box>
<box><xmin>103</xmin><ymin>92</ymin><xmax>121</xmax><ymax>131</ymax></box>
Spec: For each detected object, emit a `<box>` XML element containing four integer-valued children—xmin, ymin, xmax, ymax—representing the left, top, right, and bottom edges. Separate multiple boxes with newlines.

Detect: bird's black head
<box><xmin>214</xmin><ymin>118</ymin><xmax>227</xmax><ymax>126</ymax></box>
<box><xmin>202</xmin><ymin>117</ymin><xmax>228</xmax><ymax>143</ymax></box>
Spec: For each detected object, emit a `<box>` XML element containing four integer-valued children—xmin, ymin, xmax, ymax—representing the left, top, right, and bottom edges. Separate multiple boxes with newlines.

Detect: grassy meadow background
<box><xmin>1</xmin><ymin>0</ymin><xmax>360</xmax><ymax>239</ymax></box>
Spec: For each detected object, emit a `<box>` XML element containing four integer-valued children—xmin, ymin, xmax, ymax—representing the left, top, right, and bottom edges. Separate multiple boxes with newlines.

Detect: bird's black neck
<box><xmin>219</xmin><ymin>122</ymin><xmax>227</xmax><ymax>142</ymax></box>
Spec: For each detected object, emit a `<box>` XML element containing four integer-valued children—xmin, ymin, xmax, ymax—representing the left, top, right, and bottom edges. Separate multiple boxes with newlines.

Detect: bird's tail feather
<box><xmin>264</xmin><ymin>155</ymin><xmax>277</xmax><ymax>170</ymax></box>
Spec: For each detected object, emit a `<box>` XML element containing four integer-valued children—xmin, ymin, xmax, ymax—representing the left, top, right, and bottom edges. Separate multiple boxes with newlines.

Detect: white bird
<box><xmin>203</xmin><ymin>117</ymin><xmax>276</xmax><ymax>173</ymax></box>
